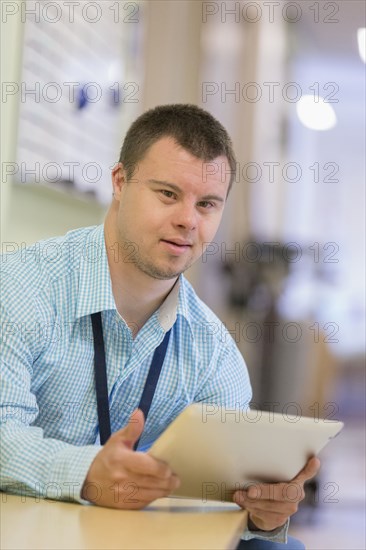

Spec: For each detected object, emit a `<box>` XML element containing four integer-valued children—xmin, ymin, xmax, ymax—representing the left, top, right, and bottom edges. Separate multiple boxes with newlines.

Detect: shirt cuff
<box><xmin>48</xmin><ymin>443</ymin><xmax>101</xmax><ymax>504</ymax></box>
<box><xmin>241</xmin><ymin>518</ymin><xmax>289</xmax><ymax>543</ymax></box>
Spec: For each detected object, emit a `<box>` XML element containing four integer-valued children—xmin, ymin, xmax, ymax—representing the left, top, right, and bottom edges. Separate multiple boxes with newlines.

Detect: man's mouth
<box><xmin>162</xmin><ymin>239</ymin><xmax>193</xmax><ymax>247</ymax></box>
<box><xmin>160</xmin><ymin>239</ymin><xmax>193</xmax><ymax>255</ymax></box>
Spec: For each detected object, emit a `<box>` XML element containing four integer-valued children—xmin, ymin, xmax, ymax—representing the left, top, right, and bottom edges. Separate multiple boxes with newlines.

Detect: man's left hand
<box><xmin>233</xmin><ymin>456</ymin><xmax>320</xmax><ymax>532</ymax></box>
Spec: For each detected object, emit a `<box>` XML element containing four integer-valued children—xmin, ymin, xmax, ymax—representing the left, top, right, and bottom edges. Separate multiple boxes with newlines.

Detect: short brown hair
<box><xmin>119</xmin><ymin>104</ymin><xmax>236</xmax><ymax>192</ymax></box>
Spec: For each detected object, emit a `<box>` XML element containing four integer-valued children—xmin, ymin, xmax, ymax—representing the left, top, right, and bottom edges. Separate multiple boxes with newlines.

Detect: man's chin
<box><xmin>147</xmin><ymin>267</ymin><xmax>186</xmax><ymax>280</ymax></box>
<box><xmin>139</xmin><ymin>260</ymin><xmax>192</xmax><ymax>281</ymax></box>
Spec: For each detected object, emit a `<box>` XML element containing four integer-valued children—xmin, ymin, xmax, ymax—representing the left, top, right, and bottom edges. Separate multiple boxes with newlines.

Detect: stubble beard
<box><xmin>132</xmin><ymin>252</ymin><xmax>193</xmax><ymax>280</ymax></box>
<box><xmin>125</xmin><ymin>240</ymin><xmax>194</xmax><ymax>280</ymax></box>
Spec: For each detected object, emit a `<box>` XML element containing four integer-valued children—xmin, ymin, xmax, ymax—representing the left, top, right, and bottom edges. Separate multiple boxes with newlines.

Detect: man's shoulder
<box><xmin>0</xmin><ymin>225</ymin><xmax>99</xmax><ymax>293</ymax></box>
<box><xmin>180</xmin><ymin>276</ymin><xmax>233</xmax><ymax>347</ymax></box>
<box><xmin>180</xmin><ymin>276</ymin><xmax>220</xmax><ymax>321</ymax></box>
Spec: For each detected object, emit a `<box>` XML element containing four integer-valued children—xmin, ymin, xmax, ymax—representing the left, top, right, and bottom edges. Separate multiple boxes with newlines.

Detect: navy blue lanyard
<box><xmin>91</xmin><ymin>312</ymin><xmax>171</xmax><ymax>449</ymax></box>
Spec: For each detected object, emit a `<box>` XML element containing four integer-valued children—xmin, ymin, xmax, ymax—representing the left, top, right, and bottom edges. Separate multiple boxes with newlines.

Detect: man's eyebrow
<box><xmin>147</xmin><ymin>179</ymin><xmax>225</xmax><ymax>203</ymax></box>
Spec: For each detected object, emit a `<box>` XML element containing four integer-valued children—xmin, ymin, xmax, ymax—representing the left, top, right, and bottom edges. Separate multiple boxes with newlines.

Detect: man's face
<box><xmin>112</xmin><ymin>136</ymin><xmax>231</xmax><ymax>280</ymax></box>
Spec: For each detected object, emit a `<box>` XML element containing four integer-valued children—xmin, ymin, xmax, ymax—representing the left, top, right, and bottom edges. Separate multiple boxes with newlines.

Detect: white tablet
<box><xmin>148</xmin><ymin>404</ymin><xmax>343</xmax><ymax>501</ymax></box>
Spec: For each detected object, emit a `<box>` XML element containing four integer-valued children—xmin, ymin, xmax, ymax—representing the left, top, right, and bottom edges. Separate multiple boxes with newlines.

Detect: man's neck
<box><xmin>104</xmin><ymin>211</ymin><xmax>177</xmax><ymax>335</ymax></box>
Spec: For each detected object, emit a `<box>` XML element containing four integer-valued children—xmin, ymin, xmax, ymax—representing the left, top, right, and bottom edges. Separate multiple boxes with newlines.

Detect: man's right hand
<box><xmin>81</xmin><ymin>409</ymin><xmax>180</xmax><ymax>509</ymax></box>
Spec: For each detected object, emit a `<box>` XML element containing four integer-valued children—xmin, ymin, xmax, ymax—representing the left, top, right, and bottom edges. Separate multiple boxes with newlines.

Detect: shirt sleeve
<box><xmin>0</xmin><ymin>273</ymin><xmax>100</xmax><ymax>503</ymax></box>
<box><xmin>193</xmin><ymin>334</ymin><xmax>252</xmax><ymax>409</ymax></box>
<box><xmin>241</xmin><ymin>519</ymin><xmax>289</xmax><ymax>543</ymax></box>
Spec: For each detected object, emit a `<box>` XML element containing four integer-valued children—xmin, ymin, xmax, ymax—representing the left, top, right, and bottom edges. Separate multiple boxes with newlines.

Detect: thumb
<box><xmin>294</xmin><ymin>456</ymin><xmax>321</xmax><ymax>485</ymax></box>
<box><xmin>117</xmin><ymin>409</ymin><xmax>145</xmax><ymax>449</ymax></box>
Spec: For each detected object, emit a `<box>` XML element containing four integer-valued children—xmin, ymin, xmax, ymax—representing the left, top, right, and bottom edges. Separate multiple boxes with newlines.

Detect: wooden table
<box><xmin>1</xmin><ymin>494</ymin><xmax>248</xmax><ymax>550</ymax></box>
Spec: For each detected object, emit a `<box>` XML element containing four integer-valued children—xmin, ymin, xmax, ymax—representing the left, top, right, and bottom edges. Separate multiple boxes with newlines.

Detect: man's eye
<box><xmin>161</xmin><ymin>190</ymin><xmax>175</xmax><ymax>199</ymax></box>
<box><xmin>198</xmin><ymin>201</ymin><xmax>214</xmax><ymax>209</ymax></box>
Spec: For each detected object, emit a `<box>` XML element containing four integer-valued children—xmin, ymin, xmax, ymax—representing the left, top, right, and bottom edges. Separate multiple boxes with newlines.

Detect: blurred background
<box><xmin>1</xmin><ymin>1</ymin><xmax>365</xmax><ymax>547</ymax></box>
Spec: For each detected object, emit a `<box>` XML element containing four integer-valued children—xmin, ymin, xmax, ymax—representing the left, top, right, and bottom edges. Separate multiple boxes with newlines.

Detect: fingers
<box><xmin>231</xmin><ymin>459</ymin><xmax>320</xmax><ymax>532</ymax></box>
<box><xmin>120</xmin><ymin>472</ymin><xmax>180</xmax><ymax>492</ymax></box>
<box><xmin>234</xmin><ymin>481</ymin><xmax>305</xmax><ymax>503</ymax></box>
<box><xmin>110</xmin><ymin>485</ymin><xmax>179</xmax><ymax>510</ymax></box>
<box><xmin>123</xmin><ymin>450</ymin><xmax>175</xmax><ymax>479</ymax></box>
<box><xmin>233</xmin><ymin>457</ymin><xmax>321</xmax><ymax>505</ymax></box>
<box><xmin>83</xmin><ymin>409</ymin><xmax>182</xmax><ymax>509</ymax></box>
<box><xmin>234</xmin><ymin>492</ymin><xmax>300</xmax><ymax>516</ymax></box>
<box><xmin>108</xmin><ymin>411</ymin><xmax>173</xmax><ymax>480</ymax></box>
<box><xmin>105</xmin><ymin>470</ymin><xmax>181</xmax><ymax>510</ymax></box>
<box><xmin>233</xmin><ymin>484</ymin><xmax>301</xmax><ymax>532</ymax></box>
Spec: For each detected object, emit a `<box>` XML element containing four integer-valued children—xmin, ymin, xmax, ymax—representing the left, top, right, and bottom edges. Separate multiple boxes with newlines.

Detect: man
<box><xmin>1</xmin><ymin>104</ymin><xmax>318</xmax><ymax>548</ymax></box>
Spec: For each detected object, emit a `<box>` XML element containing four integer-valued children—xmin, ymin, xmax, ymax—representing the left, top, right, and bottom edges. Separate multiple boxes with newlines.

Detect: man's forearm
<box><xmin>1</xmin><ymin>422</ymin><xmax>100</xmax><ymax>503</ymax></box>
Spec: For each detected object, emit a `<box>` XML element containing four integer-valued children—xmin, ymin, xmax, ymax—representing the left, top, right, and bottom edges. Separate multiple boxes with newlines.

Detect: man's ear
<box><xmin>111</xmin><ymin>162</ymin><xmax>127</xmax><ymax>200</ymax></box>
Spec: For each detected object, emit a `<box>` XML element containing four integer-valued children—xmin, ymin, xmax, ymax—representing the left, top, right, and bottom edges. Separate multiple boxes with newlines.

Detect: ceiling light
<box><xmin>357</xmin><ymin>28</ymin><xmax>366</xmax><ymax>63</ymax></box>
<box><xmin>296</xmin><ymin>95</ymin><xmax>337</xmax><ymax>131</ymax></box>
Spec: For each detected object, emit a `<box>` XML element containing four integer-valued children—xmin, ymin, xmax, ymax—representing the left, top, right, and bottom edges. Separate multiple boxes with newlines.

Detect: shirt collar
<box><xmin>176</xmin><ymin>274</ymin><xmax>191</xmax><ymax>327</ymax></box>
<box><xmin>75</xmin><ymin>225</ymin><xmax>115</xmax><ymax>319</ymax></box>
<box><xmin>146</xmin><ymin>275</ymin><xmax>192</xmax><ymax>332</ymax></box>
<box><xmin>75</xmin><ymin>224</ymin><xmax>192</xmax><ymax>331</ymax></box>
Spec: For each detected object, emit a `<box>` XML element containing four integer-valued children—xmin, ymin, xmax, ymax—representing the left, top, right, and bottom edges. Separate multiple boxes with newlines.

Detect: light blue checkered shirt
<box><xmin>1</xmin><ymin>224</ymin><xmax>252</xmax><ymax>500</ymax></box>
<box><xmin>1</xmin><ymin>224</ymin><xmax>291</xmax><ymax>543</ymax></box>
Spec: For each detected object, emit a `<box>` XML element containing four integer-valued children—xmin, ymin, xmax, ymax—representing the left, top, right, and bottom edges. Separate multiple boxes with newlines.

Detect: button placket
<box><xmin>107</xmin><ymin>312</ymin><xmax>133</xmax><ymax>406</ymax></box>
<box><xmin>108</xmin><ymin>318</ymin><xmax>165</xmax><ymax>410</ymax></box>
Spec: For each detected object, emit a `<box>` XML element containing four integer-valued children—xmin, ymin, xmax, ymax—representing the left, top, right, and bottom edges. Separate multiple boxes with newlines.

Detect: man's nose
<box><xmin>173</xmin><ymin>202</ymin><xmax>197</xmax><ymax>231</ymax></box>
